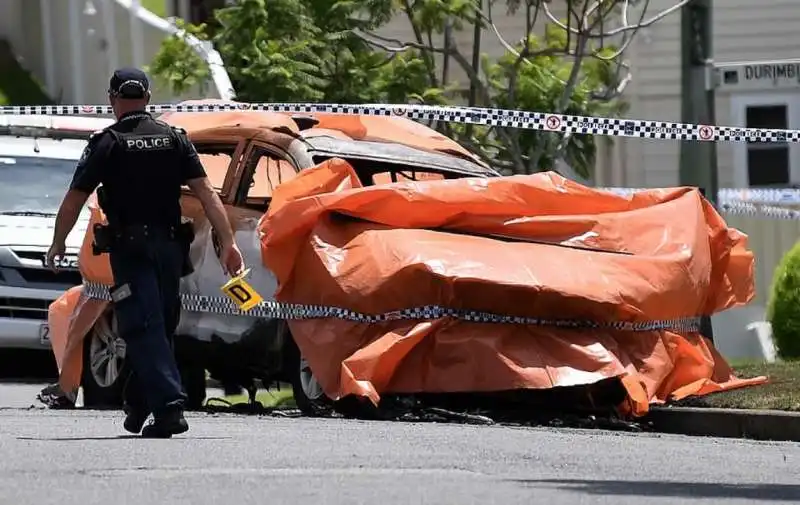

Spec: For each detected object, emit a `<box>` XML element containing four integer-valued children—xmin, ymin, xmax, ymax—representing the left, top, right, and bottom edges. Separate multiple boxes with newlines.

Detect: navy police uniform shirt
<box><xmin>70</xmin><ymin>111</ymin><xmax>207</xmax><ymax>228</ymax></box>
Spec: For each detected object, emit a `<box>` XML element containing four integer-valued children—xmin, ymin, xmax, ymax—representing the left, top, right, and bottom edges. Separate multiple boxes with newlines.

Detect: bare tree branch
<box><xmin>543</xmin><ymin>0</ymin><xmax>687</xmax><ymax>38</ymax></box>
<box><xmin>352</xmin><ymin>29</ymin><xmax>447</xmax><ymax>53</ymax></box>
<box><xmin>355</xmin><ymin>0</ymin><xmax>682</xmax><ymax>177</ymax></box>
<box><xmin>352</xmin><ymin>25</ymin><xmax>527</xmax><ymax>172</ymax></box>
<box><xmin>400</xmin><ymin>0</ymin><xmax>441</xmax><ymax>88</ymax></box>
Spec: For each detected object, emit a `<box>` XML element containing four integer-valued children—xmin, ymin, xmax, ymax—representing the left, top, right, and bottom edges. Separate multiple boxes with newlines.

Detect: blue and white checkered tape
<box><xmin>600</xmin><ymin>187</ymin><xmax>800</xmax><ymax>211</ymax></box>
<box><xmin>9</xmin><ymin>100</ymin><xmax>800</xmax><ymax>215</ymax></box>
<box><xmin>82</xmin><ymin>281</ymin><xmax>702</xmax><ymax>333</ymax></box>
<box><xmin>3</xmin><ymin>101</ymin><xmax>800</xmax><ymax>143</ymax></box>
<box><xmin>718</xmin><ymin>201</ymin><xmax>800</xmax><ymax>220</ymax></box>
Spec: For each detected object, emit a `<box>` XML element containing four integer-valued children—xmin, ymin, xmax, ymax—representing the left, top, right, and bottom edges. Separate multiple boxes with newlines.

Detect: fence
<box><xmin>604</xmin><ymin>188</ymin><xmax>800</xmax><ymax>311</ymax></box>
<box><xmin>0</xmin><ymin>0</ymin><xmax>234</xmax><ymax>106</ymax></box>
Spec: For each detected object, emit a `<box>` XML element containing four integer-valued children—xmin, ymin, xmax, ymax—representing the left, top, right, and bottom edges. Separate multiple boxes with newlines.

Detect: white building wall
<box><xmin>0</xmin><ymin>0</ymin><xmax>233</xmax><ymax>106</ymax></box>
<box><xmin>618</xmin><ymin>0</ymin><xmax>800</xmax><ymax>189</ymax></box>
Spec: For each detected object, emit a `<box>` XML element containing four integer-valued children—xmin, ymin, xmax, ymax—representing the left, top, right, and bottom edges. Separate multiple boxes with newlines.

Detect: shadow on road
<box><xmin>17</xmin><ymin>435</ymin><xmax>233</xmax><ymax>441</ymax></box>
<box><xmin>0</xmin><ymin>349</ymin><xmax>58</xmax><ymax>383</ymax></box>
<box><xmin>512</xmin><ymin>479</ymin><xmax>800</xmax><ymax>501</ymax></box>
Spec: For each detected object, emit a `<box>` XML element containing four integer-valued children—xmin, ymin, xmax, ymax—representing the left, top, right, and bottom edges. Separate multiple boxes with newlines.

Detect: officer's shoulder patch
<box><xmin>88</xmin><ymin>129</ymin><xmax>106</xmax><ymax>141</ymax></box>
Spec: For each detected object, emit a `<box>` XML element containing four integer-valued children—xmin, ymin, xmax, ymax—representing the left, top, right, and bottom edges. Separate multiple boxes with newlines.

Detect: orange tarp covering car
<box><xmin>258</xmin><ymin>162</ymin><xmax>767</xmax><ymax>417</ymax></box>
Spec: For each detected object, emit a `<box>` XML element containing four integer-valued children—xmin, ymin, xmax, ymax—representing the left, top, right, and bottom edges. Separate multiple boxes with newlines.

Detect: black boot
<box><xmin>141</xmin><ymin>404</ymin><xmax>189</xmax><ymax>439</ymax></box>
<box><xmin>122</xmin><ymin>374</ymin><xmax>150</xmax><ymax>434</ymax></box>
<box><xmin>123</xmin><ymin>407</ymin><xmax>150</xmax><ymax>434</ymax></box>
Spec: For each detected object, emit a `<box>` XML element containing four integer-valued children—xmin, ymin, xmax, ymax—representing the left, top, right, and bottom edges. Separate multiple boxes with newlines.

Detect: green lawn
<box><xmin>673</xmin><ymin>359</ymin><xmax>800</xmax><ymax>411</ymax></box>
<box><xmin>141</xmin><ymin>0</ymin><xmax>167</xmax><ymax>17</ymax></box>
<box><xmin>211</xmin><ymin>386</ymin><xmax>296</xmax><ymax>409</ymax></box>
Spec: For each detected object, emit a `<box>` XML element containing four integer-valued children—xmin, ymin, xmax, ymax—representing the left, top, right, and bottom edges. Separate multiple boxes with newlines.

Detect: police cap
<box><xmin>108</xmin><ymin>67</ymin><xmax>151</xmax><ymax>99</ymax></box>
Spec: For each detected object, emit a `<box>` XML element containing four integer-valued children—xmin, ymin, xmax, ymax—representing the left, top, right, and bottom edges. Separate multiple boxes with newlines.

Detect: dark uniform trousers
<box><xmin>72</xmin><ymin>110</ymin><xmax>206</xmax><ymax>420</ymax></box>
<box><xmin>110</xmin><ymin>227</ymin><xmax>187</xmax><ymax>416</ymax></box>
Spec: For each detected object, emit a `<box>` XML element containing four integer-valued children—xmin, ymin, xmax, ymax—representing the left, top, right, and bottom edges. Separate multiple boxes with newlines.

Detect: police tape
<box><xmin>2</xmin><ymin>101</ymin><xmax>800</xmax><ymax>143</ymax></box>
<box><xmin>718</xmin><ymin>201</ymin><xmax>800</xmax><ymax>221</ymax></box>
<box><xmin>81</xmin><ymin>281</ymin><xmax>702</xmax><ymax>332</ymax></box>
<box><xmin>9</xmin><ymin>100</ymin><xmax>800</xmax><ymax>209</ymax></box>
<box><xmin>719</xmin><ymin>188</ymin><xmax>800</xmax><ymax>205</ymax></box>
<box><xmin>600</xmin><ymin>187</ymin><xmax>800</xmax><ymax>207</ymax></box>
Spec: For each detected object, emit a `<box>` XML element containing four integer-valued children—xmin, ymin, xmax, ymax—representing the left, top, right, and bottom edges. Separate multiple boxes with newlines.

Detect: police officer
<box><xmin>46</xmin><ymin>67</ymin><xmax>244</xmax><ymax>438</ymax></box>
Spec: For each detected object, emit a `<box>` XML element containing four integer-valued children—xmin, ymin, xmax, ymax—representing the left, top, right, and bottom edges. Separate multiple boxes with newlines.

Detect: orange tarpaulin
<box><xmin>258</xmin><ymin>162</ymin><xmax>767</xmax><ymax>416</ymax></box>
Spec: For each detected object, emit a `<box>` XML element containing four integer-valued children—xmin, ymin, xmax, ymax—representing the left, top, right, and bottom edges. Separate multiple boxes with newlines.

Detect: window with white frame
<box><xmin>745</xmin><ymin>105</ymin><xmax>789</xmax><ymax>186</ymax></box>
<box><xmin>731</xmin><ymin>94</ymin><xmax>800</xmax><ymax>188</ymax></box>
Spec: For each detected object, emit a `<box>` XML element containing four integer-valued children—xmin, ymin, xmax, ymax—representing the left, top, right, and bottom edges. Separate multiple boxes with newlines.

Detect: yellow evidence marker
<box><xmin>220</xmin><ymin>268</ymin><xmax>263</xmax><ymax>312</ymax></box>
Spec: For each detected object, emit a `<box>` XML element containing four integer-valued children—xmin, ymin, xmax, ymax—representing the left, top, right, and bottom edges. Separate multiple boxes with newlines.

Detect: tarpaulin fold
<box><xmin>258</xmin><ymin>162</ymin><xmax>766</xmax><ymax>415</ymax></box>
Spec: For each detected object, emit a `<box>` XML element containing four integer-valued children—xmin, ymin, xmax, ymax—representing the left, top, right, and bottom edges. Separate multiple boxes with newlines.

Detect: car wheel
<box><xmin>293</xmin><ymin>355</ymin><xmax>333</xmax><ymax>413</ymax></box>
<box><xmin>286</xmin><ymin>333</ymin><xmax>332</xmax><ymax>416</ymax></box>
<box><xmin>81</xmin><ymin>309</ymin><xmax>128</xmax><ymax>408</ymax></box>
<box><xmin>283</xmin><ymin>330</ymin><xmax>377</xmax><ymax>419</ymax></box>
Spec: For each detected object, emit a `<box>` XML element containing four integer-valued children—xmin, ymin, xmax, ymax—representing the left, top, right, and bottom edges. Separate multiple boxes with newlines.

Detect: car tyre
<box><xmin>282</xmin><ymin>324</ymin><xmax>379</xmax><ymax>419</ymax></box>
<box><xmin>81</xmin><ymin>308</ymin><xmax>128</xmax><ymax>408</ymax></box>
<box><xmin>285</xmin><ymin>333</ymin><xmax>333</xmax><ymax>417</ymax></box>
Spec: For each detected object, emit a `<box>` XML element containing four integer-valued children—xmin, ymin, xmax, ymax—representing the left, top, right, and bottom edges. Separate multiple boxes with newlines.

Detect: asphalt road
<box><xmin>2</xmin><ymin>382</ymin><xmax>800</xmax><ymax>505</ymax></box>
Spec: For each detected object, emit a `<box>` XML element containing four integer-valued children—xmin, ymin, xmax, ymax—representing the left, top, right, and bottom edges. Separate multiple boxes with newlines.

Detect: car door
<box><xmin>179</xmin><ymin>137</ymin><xmax>245</xmax><ymax>221</ymax></box>
<box><xmin>221</xmin><ymin>139</ymin><xmax>302</xmax><ymax>302</ymax></box>
<box><xmin>174</xmin><ymin>136</ymin><xmax>254</xmax><ymax>327</ymax></box>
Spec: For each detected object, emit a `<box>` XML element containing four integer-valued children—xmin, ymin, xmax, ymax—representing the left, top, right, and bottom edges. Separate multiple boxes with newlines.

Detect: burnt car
<box><xmin>44</xmin><ymin>107</ymin><xmax>500</xmax><ymax>413</ymax></box>
<box><xmin>45</xmin><ymin>105</ymin><xmax>763</xmax><ymax>422</ymax></box>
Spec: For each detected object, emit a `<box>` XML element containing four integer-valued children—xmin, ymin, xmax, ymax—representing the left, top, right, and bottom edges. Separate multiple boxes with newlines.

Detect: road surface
<box><xmin>1</xmin><ymin>382</ymin><xmax>799</xmax><ymax>505</ymax></box>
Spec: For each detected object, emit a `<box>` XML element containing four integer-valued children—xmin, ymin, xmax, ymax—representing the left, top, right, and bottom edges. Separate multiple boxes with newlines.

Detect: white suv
<box><xmin>0</xmin><ymin>116</ymin><xmax>110</xmax><ymax>353</ymax></box>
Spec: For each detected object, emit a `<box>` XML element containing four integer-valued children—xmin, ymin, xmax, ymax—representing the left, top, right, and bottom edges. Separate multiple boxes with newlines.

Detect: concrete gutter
<box><xmin>644</xmin><ymin>405</ymin><xmax>800</xmax><ymax>442</ymax></box>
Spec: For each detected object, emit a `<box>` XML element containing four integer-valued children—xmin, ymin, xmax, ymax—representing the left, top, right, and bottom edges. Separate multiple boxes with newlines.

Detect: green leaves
<box><xmin>149</xmin><ymin>0</ymin><xmax>636</xmax><ymax>180</ymax></box>
<box><xmin>146</xmin><ymin>18</ymin><xmax>211</xmax><ymax>97</ymax></box>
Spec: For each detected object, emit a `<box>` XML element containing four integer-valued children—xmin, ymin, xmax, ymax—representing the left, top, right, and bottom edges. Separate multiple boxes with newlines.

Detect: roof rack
<box><xmin>0</xmin><ymin>115</ymin><xmax>114</xmax><ymax>141</ymax></box>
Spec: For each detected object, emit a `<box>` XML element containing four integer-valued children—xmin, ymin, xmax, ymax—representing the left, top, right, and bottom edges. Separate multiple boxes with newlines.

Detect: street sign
<box><xmin>715</xmin><ymin>60</ymin><xmax>800</xmax><ymax>92</ymax></box>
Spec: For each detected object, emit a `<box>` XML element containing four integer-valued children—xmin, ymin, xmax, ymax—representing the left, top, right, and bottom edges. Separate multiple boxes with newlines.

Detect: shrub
<box><xmin>767</xmin><ymin>240</ymin><xmax>800</xmax><ymax>359</ymax></box>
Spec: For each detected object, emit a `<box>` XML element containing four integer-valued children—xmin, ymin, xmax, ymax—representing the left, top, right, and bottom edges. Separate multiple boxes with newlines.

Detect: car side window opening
<box><xmin>309</xmin><ymin>155</ymin><xmax>448</xmax><ymax>186</ymax></box>
<box><xmin>241</xmin><ymin>146</ymin><xmax>298</xmax><ymax>212</ymax></box>
<box><xmin>180</xmin><ymin>143</ymin><xmax>237</xmax><ymax>195</ymax></box>
<box><xmin>371</xmin><ymin>170</ymin><xmax>444</xmax><ymax>185</ymax></box>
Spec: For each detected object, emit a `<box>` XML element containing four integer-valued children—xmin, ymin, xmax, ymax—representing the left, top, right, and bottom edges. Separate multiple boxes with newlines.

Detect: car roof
<box><xmin>160</xmin><ymin>99</ymin><xmax>489</xmax><ymax>168</ymax></box>
<box><xmin>300</xmin><ymin>134</ymin><xmax>499</xmax><ymax>178</ymax></box>
<box><xmin>0</xmin><ymin>135</ymin><xmax>86</xmax><ymax>161</ymax></box>
<box><xmin>0</xmin><ymin>114</ymin><xmax>113</xmax><ymax>132</ymax></box>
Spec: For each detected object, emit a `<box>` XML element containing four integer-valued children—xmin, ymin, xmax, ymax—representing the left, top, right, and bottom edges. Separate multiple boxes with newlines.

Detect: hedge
<box><xmin>767</xmin><ymin>240</ymin><xmax>800</xmax><ymax>359</ymax></box>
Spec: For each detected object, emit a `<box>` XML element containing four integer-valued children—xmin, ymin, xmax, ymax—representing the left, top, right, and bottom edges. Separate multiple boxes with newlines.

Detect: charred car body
<box><xmin>45</xmin><ymin>103</ymin><xmax>764</xmax><ymax>421</ymax></box>
<box><xmin>43</xmin><ymin>107</ymin><xmax>500</xmax><ymax>413</ymax></box>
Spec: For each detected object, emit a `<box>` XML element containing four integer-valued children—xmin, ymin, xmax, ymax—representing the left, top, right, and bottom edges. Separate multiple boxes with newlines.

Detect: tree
<box><xmin>147</xmin><ymin>18</ymin><xmax>212</xmax><ymax>98</ymax></box>
<box><xmin>149</xmin><ymin>0</ymin><xmax>687</xmax><ymax>179</ymax></box>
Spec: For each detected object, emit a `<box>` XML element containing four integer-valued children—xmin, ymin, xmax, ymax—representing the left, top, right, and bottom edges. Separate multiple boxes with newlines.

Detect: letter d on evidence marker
<box><xmin>221</xmin><ymin>268</ymin><xmax>263</xmax><ymax>312</ymax></box>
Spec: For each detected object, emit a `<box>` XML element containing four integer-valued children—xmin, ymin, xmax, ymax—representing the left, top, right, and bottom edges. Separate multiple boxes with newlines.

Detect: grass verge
<box><xmin>214</xmin><ymin>387</ymin><xmax>296</xmax><ymax>409</ymax></box>
<box><xmin>204</xmin><ymin>360</ymin><xmax>800</xmax><ymax>413</ymax></box>
<box><xmin>674</xmin><ymin>359</ymin><xmax>800</xmax><ymax>411</ymax></box>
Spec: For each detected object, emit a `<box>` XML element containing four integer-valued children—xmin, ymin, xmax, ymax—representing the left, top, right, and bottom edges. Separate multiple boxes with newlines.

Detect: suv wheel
<box><xmin>81</xmin><ymin>309</ymin><xmax>128</xmax><ymax>408</ymax></box>
<box><xmin>293</xmin><ymin>355</ymin><xmax>331</xmax><ymax>412</ymax></box>
<box><xmin>283</xmin><ymin>331</ymin><xmax>331</xmax><ymax>416</ymax></box>
<box><xmin>283</xmin><ymin>328</ymin><xmax>378</xmax><ymax>419</ymax></box>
